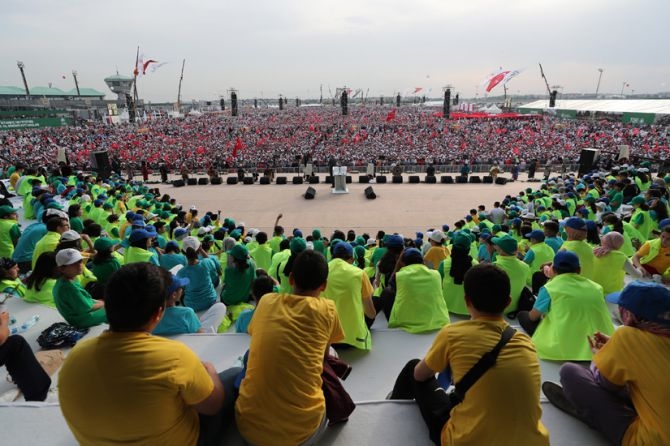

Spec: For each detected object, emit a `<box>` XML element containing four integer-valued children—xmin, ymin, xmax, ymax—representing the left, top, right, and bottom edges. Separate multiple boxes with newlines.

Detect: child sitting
<box><xmin>235</xmin><ymin>271</ymin><xmax>277</xmax><ymax>334</ymax></box>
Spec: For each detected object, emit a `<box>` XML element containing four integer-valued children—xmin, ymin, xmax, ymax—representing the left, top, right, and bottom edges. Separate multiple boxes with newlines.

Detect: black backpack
<box><xmin>37</xmin><ymin>323</ymin><xmax>89</xmax><ymax>349</ymax></box>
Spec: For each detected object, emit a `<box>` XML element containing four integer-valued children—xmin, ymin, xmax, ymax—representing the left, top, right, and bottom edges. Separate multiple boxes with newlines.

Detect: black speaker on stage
<box><xmin>91</xmin><ymin>151</ymin><xmax>112</xmax><ymax>179</ymax></box>
<box><xmin>231</xmin><ymin>91</ymin><xmax>238</xmax><ymax>117</ymax></box>
<box><xmin>308</xmin><ymin>176</ymin><xmax>319</xmax><ymax>184</ymax></box>
<box><xmin>396</xmin><ymin>94</ymin><xmax>401</xmax><ymax>107</ymax></box>
<box><xmin>324</xmin><ymin>176</ymin><xmax>333</xmax><ymax>184</ymax></box>
<box><xmin>187</xmin><ymin>178</ymin><xmax>197</xmax><ymax>185</ymax></box>
<box><xmin>198</xmin><ymin>177</ymin><xmax>209</xmax><ymax>185</ymax></box>
<box><xmin>364</xmin><ymin>186</ymin><xmax>376</xmax><ymax>199</ymax></box>
<box><xmin>495</xmin><ymin>177</ymin><xmax>508</xmax><ymax>185</ymax></box>
<box><xmin>441</xmin><ymin>175</ymin><xmax>454</xmax><ymax>184</ymax></box>
<box><xmin>172</xmin><ymin>179</ymin><xmax>185</xmax><ymax>187</ymax></box>
<box><xmin>578</xmin><ymin>149</ymin><xmax>599</xmax><ymax>177</ymax></box>
<box><xmin>304</xmin><ymin>187</ymin><xmax>316</xmax><ymax>199</ymax></box>
<box><xmin>392</xmin><ymin>176</ymin><xmax>403</xmax><ymax>184</ymax></box>
<box><xmin>346</xmin><ymin>176</ymin><xmax>352</xmax><ymax>184</ymax></box>
<box><xmin>443</xmin><ymin>88</ymin><xmax>451</xmax><ymax>118</ymax></box>
<box><xmin>276</xmin><ymin>176</ymin><xmax>287</xmax><ymax>184</ymax></box>
<box><xmin>227</xmin><ymin>177</ymin><xmax>238</xmax><ymax>185</ymax></box>
<box><xmin>292</xmin><ymin>176</ymin><xmax>304</xmax><ymax>184</ymax></box>
<box><xmin>359</xmin><ymin>175</ymin><xmax>370</xmax><ymax>183</ymax></box>
<box><xmin>260</xmin><ymin>177</ymin><xmax>271</xmax><ymax>184</ymax></box>
<box><xmin>549</xmin><ymin>90</ymin><xmax>558</xmax><ymax>108</ymax></box>
<box><xmin>409</xmin><ymin>175</ymin><xmax>420</xmax><ymax>183</ymax></box>
<box><xmin>210</xmin><ymin>177</ymin><xmax>222</xmax><ymax>185</ymax></box>
<box><xmin>425</xmin><ymin>175</ymin><xmax>437</xmax><ymax>184</ymax></box>
<box><xmin>243</xmin><ymin>177</ymin><xmax>254</xmax><ymax>184</ymax></box>
<box><xmin>469</xmin><ymin>176</ymin><xmax>481</xmax><ymax>183</ymax></box>
<box><xmin>483</xmin><ymin>176</ymin><xmax>493</xmax><ymax>184</ymax></box>
<box><xmin>456</xmin><ymin>176</ymin><xmax>468</xmax><ymax>184</ymax></box>
<box><xmin>376</xmin><ymin>175</ymin><xmax>387</xmax><ymax>184</ymax></box>
<box><xmin>341</xmin><ymin>90</ymin><xmax>348</xmax><ymax>116</ymax></box>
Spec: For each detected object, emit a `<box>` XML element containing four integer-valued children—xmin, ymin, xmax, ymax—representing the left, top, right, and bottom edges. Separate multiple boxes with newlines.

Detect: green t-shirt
<box><xmin>53</xmin><ymin>278</ymin><xmax>107</xmax><ymax>328</ymax></box>
<box><xmin>90</xmin><ymin>257</ymin><xmax>122</xmax><ymax>286</ymax></box>
<box><xmin>220</xmin><ymin>260</ymin><xmax>256</xmax><ymax>306</ymax></box>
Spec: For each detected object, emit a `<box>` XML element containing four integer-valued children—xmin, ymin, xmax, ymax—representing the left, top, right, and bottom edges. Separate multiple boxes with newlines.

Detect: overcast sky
<box><xmin>1</xmin><ymin>0</ymin><xmax>668</xmax><ymax>102</ymax></box>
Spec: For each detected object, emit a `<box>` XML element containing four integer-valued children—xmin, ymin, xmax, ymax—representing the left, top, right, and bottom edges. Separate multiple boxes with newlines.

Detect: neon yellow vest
<box><xmin>494</xmin><ymin>255</ymin><xmax>531</xmax><ymax>312</ymax></box>
<box><xmin>0</xmin><ymin>278</ymin><xmax>26</xmax><ymax>297</ymax></box>
<box><xmin>561</xmin><ymin>240</ymin><xmax>595</xmax><ymax>280</ymax></box>
<box><xmin>124</xmin><ymin>246</ymin><xmax>154</xmax><ymax>264</ymax></box>
<box><xmin>389</xmin><ymin>263</ymin><xmax>450</xmax><ymax>333</ymax></box>
<box><xmin>632</xmin><ymin>208</ymin><xmax>652</xmax><ymax>241</ymax></box>
<box><xmin>321</xmin><ymin>258</ymin><xmax>371</xmax><ymax>350</ymax></box>
<box><xmin>250</xmin><ymin>244</ymin><xmax>273</xmax><ymax>272</ymax></box>
<box><xmin>24</xmin><ymin>279</ymin><xmax>57</xmax><ymax>307</ymax></box>
<box><xmin>592</xmin><ymin>250</ymin><xmax>627</xmax><ymax>295</ymax></box>
<box><xmin>528</xmin><ymin>242</ymin><xmax>555</xmax><ymax>273</ymax></box>
<box><xmin>533</xmin><ymin>273</ymin><xmax>614</xmax><ymax>360</ymax></box>
<box><xmin>0</xmin><ymin>219</ymin><xmax>16</xmax><ymax>258</ymax></box>
<box><xmin>640</xmin><ymin>238</ymin><xmax>662</xmax><ymax>265</ymax></box>
<box><xmin>441</xmin><ymin>257</ymin><xmax>478</xmax><ymax>316</ymax></box>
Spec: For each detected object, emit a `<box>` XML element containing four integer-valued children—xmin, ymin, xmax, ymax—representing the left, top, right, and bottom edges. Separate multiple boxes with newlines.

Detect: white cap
<box><xmin>56</xmin><ymin>248</ymin><xmax>83</xmax><ymax>266</ymax></box>
<box><xmin>60</xmin><ymin>230</ymin><xmax>81</xmax><ymax>242</ymax></box>
<box><xmin>429</xmin><ymin>231</ymin><xmax>445</xmax><ymax>243</ymax></box>
<box><xmin>182</xmin><ymin>236</ymin><xmax>201</xmax><ymax>252</ymax></box>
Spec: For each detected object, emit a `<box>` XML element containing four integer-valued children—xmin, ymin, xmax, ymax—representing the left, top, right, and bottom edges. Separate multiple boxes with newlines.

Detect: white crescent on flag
<box><xmin>483</xmin><ymin>68</ymin><xmax>522</xmax><ymax>92</ymax></box>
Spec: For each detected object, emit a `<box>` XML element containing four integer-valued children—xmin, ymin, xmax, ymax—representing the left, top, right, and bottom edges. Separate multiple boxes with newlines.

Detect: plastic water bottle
<box><xmin>9</xmin><ymin>315</ymin><xmax>39</xmax><ymax>335</ymax></box>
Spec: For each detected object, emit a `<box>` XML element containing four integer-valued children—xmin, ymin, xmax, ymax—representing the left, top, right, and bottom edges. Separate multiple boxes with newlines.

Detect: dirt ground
<box><xmin>161</xmin><ymin>172</ymin><xmax>537</xmax><ymax>237</ymax></box>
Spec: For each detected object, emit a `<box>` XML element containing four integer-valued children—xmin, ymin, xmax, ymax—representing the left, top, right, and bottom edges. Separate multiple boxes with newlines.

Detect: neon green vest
<box><xmin>441</xmin><ymin>257</ymin><xmax>478</xmax><ymax>316</ymax></box>
<box><xmin>533</xmin><ymin>273</ymin><xmax>614</xmax><ymax>360</ymax></box>
<box><xmin>0</xmin><ymin>219</ymin><xmax>16</xmax><ymax>258</ymax></box>
<box><xmin>0</xmin><ymin>278</ymin><xmax>26</xmax><ymax>297</ymax></box>
<box><xmin>250</xmin><ymin>244</ymin><xmax>273</xmax><ymax>272</ymax></box>
<box><xmin>124</xmin><ymin>246</ymin><xmax>154</xmax><ymax>264</ymax></box>
<box><xmin>24</xmin><ymin>279</ymin><xmax>57</xmax><ymax>307</ymax></box>
<box><xmin>494</xmin><ymin>255</ymin><xmax>531</xmax><ymax>312</ymax></box>
<box><xmin>632</xmin><ymin>208</ymin><xmax>652</xmax><ymax>241</ymax></box>
<box><xmin>389</xmin><ymin>263</ymin><xmax>450</xmax><ymax>333</ymax></box>
<box><xmin>268</xmin><ymin>250</ymin><xmax>290</xmax><ymax>282</ymax></box>
<box><xmin>528</xmin><ymin>242</ymin><xmax>555</xmax><ymax>273</ymax></box>
<box><xmin>321</xmin><ymin>258</ymin><xmax>371</xmax><ymax>350</ymax></box>
<box><xmin>561</xmin><ymin>240</ymin><xmax>595</xmax><ymax>280</ymax></box>
<box><xmin>640</xmin><ymin>238</ymin><xmax>662</xmax><ymax>265</ymax></box>
<box><xmin>592</xmin><ymin>250</ymin><xmax>627</xmax><ymax>295</ymax></box>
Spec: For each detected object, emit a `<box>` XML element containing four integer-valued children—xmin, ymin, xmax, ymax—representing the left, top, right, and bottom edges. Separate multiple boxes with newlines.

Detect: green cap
<box><xmin>227</xmin><ymin>244</ymin><xmax>249</xmax><ymax>260</ymax></box>
<box><xmin>491</xmin><ymin>234</ymin><xmax>518</xmax><ymax>255</ymax></box>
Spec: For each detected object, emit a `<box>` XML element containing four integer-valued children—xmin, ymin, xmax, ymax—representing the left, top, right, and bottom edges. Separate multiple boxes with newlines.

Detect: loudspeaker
<box><xmin>359</xmin><ymin>175</ymin><xmax>370</xmax><ymax>183</ymax></box>
<box><xmin>549</xmin><ymin>90</ymin><xmax>557</xmax><ymax>108</ymax></box>
<box><xmin>308</xmin><ymin>176</ymin><xmax>319</xmax><ymax>184</ymax></box>
<box><xmin>243</xmin><ymin>177</ymin><xmax>254</xmax><ymax>185</ymax></box>
<box><xmin>425</xmin><ymin>175</ymin><xmax>437</xmax><ymax>184</ymax></box>
<box><xmin>210</xmin><ymin>177</ymin><xmax>222</xmax><ymax>185</ymax></box>
<box><xmin>260</xmin><ymin>177</ymin><xmax>271</xmax><ymax>185</ymax></box>
<box><xmin>231</xmin><ymin>91</ymin><xmax>238</xmax><ymax>117</ymax></box>
<box><xmin>409</xmin><ymin>175</ymin><xmax>420</xmax><ymax>184</ymax></box>
<box><xmin>324</xmin><ymin>176</ymin><xmax>333</xmax><ymax>184</ymax></box>
<box><xmin>376</xmin><ymin>175</ymin><xmax>387</xmax><ymax>184</ymax></box>
<box><xmin>304</xmin><ymin>186</ymin><xmax>316</xmax><ymax>199</ymax></box>
<box><xmin>483</xmin><ymin>176</ymin><xmax>493</xmax><ymax>184</ymax></box>
<box><xmin>578</xmin><ymin>149</ymin><xmax>599</xmax><ymax>177</ymax></box>
<box><xmin>456</xmin><ymin>176</ymin><xmax>468</xmax><ymax>184</ymax></box>
<box><xmin>396</xmin><ymin>94</ymin><xmax>401</xmax><ymax>107</ymax></box>
<box><xmin>469</xmin><ymin>176</ymin><xmax>481</xmax><ymax>183</ymax></box>
<box><xmin>495</xmin><ymin>177</ymin><xmax>508</xmax><ymax>185</ymax></box>
<box><xmin>92</xmin><ymin>151</ymin><xmax>112</xmax><ymax>179</ymax></box>
<box><xmin>346</xmin><ymin>176</ymin><xmax>352</xmax><ymax>184</ymax></box>
<box><xmin>441</xmin><ymin>175</ymin><xmax>454</xmax><ymax>184</ymax></box>
<box><xmin>392</xmin><ymin>176</ymin><xmax>403</xmax><ymax>184</ymax></box>
<box><xmin>226</xmin><ymin>177</ymin><xmax>238</xmax><ymax>185</ymax></box>
<box><xmin>172</xmin><ymin>179</ymin><xmax>185</xmax><ymax>187</ymax></box>
<box><xmin>276</xmin><ymin>176</ymin><xmax>287</xmax><ymax>184</ymax></box>
<box><xmin>292</xmin><ymin>176</ymin><xmax>304</xmax><ymax>184</ymax></box>
<box><xmin>341</xmin><ymin>90</ymin><xmax>348</xmax><ymax>116</ymax></box>
<box><xmin>198</xmin><ymin>177</ymin><xmax>209</xmax><ymax>185</ymax></box>
<box><xmin>364</xmin><ymin>186</ymin><xmax>376</xmax><ymax>199</ymax></box>
<box><xmin>443</xmin><ymin>88</ymin><xmax>451</xmax><ymax>118</ymax></box>
<box><xmin>187</xmin><ymin>178</ymin><xmax>197</xmax><ymax>185</ymax></box>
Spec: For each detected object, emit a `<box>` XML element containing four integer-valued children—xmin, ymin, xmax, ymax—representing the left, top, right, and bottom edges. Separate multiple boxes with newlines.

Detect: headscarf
<box><xmin>593</xmin><ymin>231</ymin><xmax>624</xmax><ymax>258</ymax></box>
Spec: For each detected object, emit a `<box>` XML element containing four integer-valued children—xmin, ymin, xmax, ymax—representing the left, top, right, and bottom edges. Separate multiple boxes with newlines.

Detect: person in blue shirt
<box><xmin>177</xmin><ymin>237</ymin><xmax>217</xmax><ymax>312</ymax></box>
<box><xmin>159</xmin><ymin>241</ymin><xmax>186</xmax><ymax>271</ymax></box>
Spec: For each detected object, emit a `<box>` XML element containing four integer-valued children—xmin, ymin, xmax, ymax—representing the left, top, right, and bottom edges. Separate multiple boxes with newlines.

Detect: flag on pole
<box><xmin>413</xmin><ymin>87</ymin><xmax>423</xmax><ymax>94</ymax></box>
<box><xmin>386</xmin><ymin>109</ymin><xmax>397</xmax><ymax>122</ymax></box>
<box><xmin>482</xmin><ymin>68</ymin><xmax>522</xmax><ymax>93</ymax></box>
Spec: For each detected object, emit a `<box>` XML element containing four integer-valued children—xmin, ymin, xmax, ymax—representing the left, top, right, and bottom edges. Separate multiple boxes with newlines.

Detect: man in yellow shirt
<box><xmin>58</xmin><ymin>263</ymin><xmax>240</xmax><ymax>445</ymax></box>
<box><xmin>389</xmin><ymin>264</ymin><xmax>549</xmax><ymax>446</ymax></box>
<box><xmin>236</xmin><ymin>250</ymin><xmax>346</xmax><ymax>445</ymax></box>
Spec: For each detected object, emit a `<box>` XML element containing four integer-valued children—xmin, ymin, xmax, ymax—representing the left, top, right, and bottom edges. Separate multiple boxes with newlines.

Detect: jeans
<box><xmin>0</xmin><ymin>335</ymin><xmax>51</xmax><ymax>401</ymax></box>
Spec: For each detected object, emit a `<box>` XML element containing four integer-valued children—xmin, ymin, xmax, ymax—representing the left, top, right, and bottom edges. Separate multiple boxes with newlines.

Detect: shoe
<box><xmin>542</xmin><ymin>381</ymin><xmax>581</xmax><ymax>420</ymax></box>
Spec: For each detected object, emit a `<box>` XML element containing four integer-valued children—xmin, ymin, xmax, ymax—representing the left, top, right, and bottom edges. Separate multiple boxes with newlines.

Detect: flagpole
<box><xmin>133</xmin><ymin>46</ymin><xmax>139</xmax><ymax>123</ymax></box>
<box><xmin>177</xmin><ymin>59</ymin><xmax>185</xmax><ymax>115</ymax></box>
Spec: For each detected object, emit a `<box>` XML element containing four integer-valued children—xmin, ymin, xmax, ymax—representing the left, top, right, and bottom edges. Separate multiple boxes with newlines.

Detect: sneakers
<box><xmin>542</xmin><ymin>381</ymin><xmax>581</xmax><ymax>420</ymax></box>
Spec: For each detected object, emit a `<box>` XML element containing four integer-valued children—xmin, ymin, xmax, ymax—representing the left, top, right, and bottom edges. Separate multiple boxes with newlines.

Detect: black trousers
<box><xmin>517</xmin><ymin>311</ymin><xmax>540</xmax><ymax>336</ymax></box>
<box><xmin>0</xmin><ymin>335</ymin><xmax>51</xmax><ymax>401</ymax></box>
<box><xmin>390</xmin><ymin>359</ymin><xmax>451</xmax><ymax>445</ymax></box>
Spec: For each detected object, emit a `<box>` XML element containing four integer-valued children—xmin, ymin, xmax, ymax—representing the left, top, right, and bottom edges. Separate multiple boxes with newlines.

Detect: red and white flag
<box><xmin>483</xmin><ymin>68</ymin><xmax>522</xmax><ymax>93</ymax></box>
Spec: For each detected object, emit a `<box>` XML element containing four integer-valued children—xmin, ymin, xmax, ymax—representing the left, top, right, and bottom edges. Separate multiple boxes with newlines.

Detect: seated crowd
<box><xmin>0</xmin><ymin>160</ymin><xmax>669</xmax><ymax>446</ymax></box>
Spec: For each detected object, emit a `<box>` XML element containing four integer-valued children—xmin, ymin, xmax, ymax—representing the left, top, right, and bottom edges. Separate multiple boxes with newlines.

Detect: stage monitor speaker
<box><xmin>441</xmin><ymin>175</ymin><xmax>454</xmax><ymax>184</ymax></box>
<box><xmin>92</xmin><ymin>151</ymin><xmax>112</xmax><ymax>179</ymax></box>
<box><xmin>304</xmin><ymin>186</ymin><xmax>316</xmax><ymax>199</ymax></box>
<box><xmin>260</xmin><ymin>177</ymin><xmax>271</xmax><ymax>185</ymax></box>
<box><xmin>172</xmin><ymin>179</ymin><xmax>185</xmax><ymax>187</ymax></box>
<box><xmin>346</xmin><ymin>176</ymin><xmax>352</xmax><ymax>184</ymax></box>
<box><xmin>292</xmin><ymin>176</ymin><xmax>304</xmax><ymax>184</ymax></box>
<box><xmin>495</xmin><ymin>177</ymin><xmax>508</xmax><ymax>185</ymax></box>
<box><xmin>198</xmin><ymin>177</ymin><xmax>209</xmax><ymax>185</ymax></box>
<box><xmin>483</xmin><ymin>176</ymin><xmax>493</xmax><ymax>184</ymax></box>
<box><xmin>226</xmin><ymin>177</ymin><xmax>238</xmax><ymax>185</ymax></box>
<box><xmin>308</xmin><ymin>176</ymin><xmax>319</xmax><ymax>184</ymax></box>
<box><xmin>376</xmin><ymin>175</ymin><xmax>387</xmax><ymax>184</ymax></box>
<box><xmin>408</xmin><ymin>175</ymin><xmax>420</xmax><ymax>183</ymax></box>
<box><xmin>243</xmin><ymin>177</ymin><xmax>254</xmax><ymax>184</ymax></box>
<box><xmin>364</xmin><ymin>186</ymin><xmax>376</xmax><ymax>199</ymax></box>
<box><xmin>324</xmin><ymin>176</ymin><xmax>333</xmax><ymax>184</ymax></box>
<box><xmin>186</xmin><ymin>178</ymin><xmax>197</xmax><ymax>185</ymax></box>
<box><xmin>359</xmin><ymin>175</ymin><xmax>370</xmax><ymax>184</ymax></box>
<box><xmin>578</xmin><ymin>149</ymin><xmax>599</xmax><ymax>177</ymax></box>
<box><xmin>276</xmin><ymin>176</ymin><xmax>287</xmax><ymax>184</ymax></box>
<box><xmin>456</xmin><ymin>176</ymin><xmax>468</xmax><ymax>184</ymax></box>
<box><xmin>210</xmin><ymin>177</ymin><xmax>222</xmax><ymax>185</ymax></box>
<box><xmin>392</xmin><ymin>176</ymin><xmax>403</xmax><ymax>184</ymax></box>
<box><xmin>425</xmin><ymin>175</ymin><xmax>437</xmax><ymax>184</ymax></box>
<box><xmin>469</xmin><ymin>176</ymin><xmax>482</xmax><ymax>183</ymax></box>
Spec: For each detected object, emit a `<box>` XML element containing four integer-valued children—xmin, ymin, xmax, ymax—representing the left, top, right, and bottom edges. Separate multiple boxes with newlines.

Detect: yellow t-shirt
<box><xmin>236</xmin><ymin>293</ymin><xmax>344</xmax><ymax>446</ymax></box>
<box><xmin>424</xmin><ymin>245</ymin><xmax>450</xmax><ymax>269</ymax></box>
<box><xmin>58</xmin><ymin>331</ymin><xmax>214</xmax><ymax>446</ymax></box>
<box><xmin>594</xmin><ymin>326</ymin><xmax>670</xmax><ymax>446</ymax></box>
<box><xmin>636</xmin><ymin>242</ymin><xmax>670</xmax><ymax>275</ymax></box>
<box><xmin>424</xmin><ymin>317</ymin><xmax>549</xmax><ymax>446</ymax></box>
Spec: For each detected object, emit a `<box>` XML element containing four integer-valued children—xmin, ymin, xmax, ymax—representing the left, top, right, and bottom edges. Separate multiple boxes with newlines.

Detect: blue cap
<box><xmin>524</xmin><ymin>230</ymin><xmax>545</xmax><ymax>241</ymax></box>
<box><xmin>165</xmin><ymin>240</ymin><xmax>179</xmax><ymax>251</ymax></box>
<box><xmin>385</xmin><ymin>234</ymin><xmax>404</xmax><ymax>248</ymax></box>
<box><xmin>606</xmin><ymin>281</ymin><xmax>670</xmax><ymax>326</ymax></box>
<box><xmin>129</xmin><ymin>228</ymin><xmax>155</xmax><ymax>243</ymax></box>
<box><xmin>565</xmin><ymin>217</ymin><xmax>587</xmax><ymax>231</ymax></box>
<box><xmin>333</xmin><ymin>241</ymin><xmax>353</xmax><ymax>258</ymax></box>
<box><xmin>402</xmin><ymin>248</ymin><xmax>423</xmax><ymax>264</ymax></box>
<box><xmin>167</xmin><ymin>275</ymin><xmax>189</xmax><ymax>295</ymax></box>
<box><xmin>553</xmin><ymin>251</ymin><xmax>580</xmax><ymax>272</ymax></box>
<box><xmin>658</xmin><ymin>218</ymin><xmax>670</xmax><ymax>230</ymax></box>
<box><xmin>174</xmin><ymin>228</ymin><xmax>188</xmax><ymax>239</ymax></box>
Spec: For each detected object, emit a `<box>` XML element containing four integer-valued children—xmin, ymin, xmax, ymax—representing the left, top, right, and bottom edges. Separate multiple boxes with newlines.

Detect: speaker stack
<box><xmin>198</xmin><ymin>177</ymin><xmax>209</xmax><ymax>185</ymax></box>
<box><xmin>276</xmin><ymin>176</ymin><xmax>287</xmax><ymax>184</ymax></box>
<box><xmin>376</xmin><ymin>175</ymin><xmax>387</xmax><ymax>184</ymax></box>
<box><xmin>345</xmin><ymin>176</ymin><xmax>352</xmax><ymax>184</ymax></box>
<box><xmin>483</xmin><ymin>176</ymin><xmax>493</xmax><ymax>184</ymax></box>
<box><xmin>495</xmin><ymin>177</ymin><xmax>508</xmax><ymax>185</ymax></box>
<box><xmin>359</xmin><ymin>175</ymin><xmax>370</xmax><ymax>184</ymax></box>
<box><xmin>469</xmin><ymin>176</ymin><xmax>482</xmax><ymax>183</ymax></box>
<box><xmin>292</xmin><ymin>176</ymin><xmax>304</xmax><ymax>185</ymax></box>
<box><xmin>172</xmin><ymin>179</ymin><xmax>185</xmax><ymax>187</ymax></box>
<box><xmin>304</xmin><ymin>187</ymin><xmax>316</xmax><ymax>199</ymax></box>
<box><xmin>187</xmin><ymin>178</ymin><xmax>198</xmax><ymax>186</ymax></box>
<box><xmin>392</xmin><ymin>176</ymin><xmax>403</xmax><ymax>184</ymax></box>
<box><xmin>227</xmin><ymin>177</ymin><xmax>238</xmax><ymax>185</ymax></box>
<box><xmin>364</xmin><ymin>186</ymin><xmax>376</xmax><ymax>199</ymax></box>
<box><xmin>243</xmin><ymin>177</ymin><xmax>254</xmax><ymax>185</ymax></box>
<box><xmin>425</xmin><ymin>176</ymin><xmax>437</xmax><ymax>184</ymax></box>
<box><xmin>408</xmin><ymin>175</ymin><xmax>420</xmax><ymax>184</ymax></box>
<box><xmin>308</xmin><ymin>176</ymin><xmax>319</xmax><ymax>184</ymax></box>
<box><xmin>441</xmin><ymin>176</ymin><xmax>453</xmax><ymax>184</ymax></box>
<box><xmin>210</xmin><ymin>177</ymin><xmax>222</xmax><ymax>185</ymax></box>
<box><xmin>456</xmin><ymin>176</ymin><xmax>468</xmax><ymax>184</ymax></box>
<box><xmin>260</xmin><ymin>177</ymin><xmax>271</xmax><ymax>185</ymax></box>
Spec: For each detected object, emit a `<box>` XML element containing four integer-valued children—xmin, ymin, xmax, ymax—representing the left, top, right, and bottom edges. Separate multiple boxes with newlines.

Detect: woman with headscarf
<box><xmin>542</xmin><ymin>281</ymin><xmax>670</xmax><ymax>446</ymax></box>
<box><xmin>591</xmin><ymin>232</ymin><xmax>641</xmax><ymax>296</ymax></box>
<box><xmin>438</xmin><ymin>234</ymin><xmax>476</xmax><ymax>316</ymax></box>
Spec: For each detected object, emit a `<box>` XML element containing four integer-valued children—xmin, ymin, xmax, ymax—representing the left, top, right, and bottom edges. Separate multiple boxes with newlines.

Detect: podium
<box><xmin>332</xmin><ymin>166</ymin><xmax>349</xmax><ymax>194</ymax></box>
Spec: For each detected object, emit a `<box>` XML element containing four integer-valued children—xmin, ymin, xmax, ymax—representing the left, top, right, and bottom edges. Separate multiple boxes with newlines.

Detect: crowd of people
<box><xmin>0</xmin><ymin>112</ymin><xmax>669</xmax><ymax>445</ymax></box>
<box><xmin>1</xmin><ymin>108</ymin><xmax>669</xmax><ymax>175</ymax></box>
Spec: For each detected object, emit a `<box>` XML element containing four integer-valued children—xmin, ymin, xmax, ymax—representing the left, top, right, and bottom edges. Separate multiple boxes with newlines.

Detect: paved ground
<box><xmin>161</xmin><ymin>172</ymin><xmax>539</xmax><ymax>237</ymax></box>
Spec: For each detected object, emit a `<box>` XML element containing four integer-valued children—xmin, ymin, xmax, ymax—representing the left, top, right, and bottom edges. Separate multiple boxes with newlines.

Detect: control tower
<box><xmin>103</xmin><ymin>73</ymin><xmax>134</xmax><ymax>102</ymax></box>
